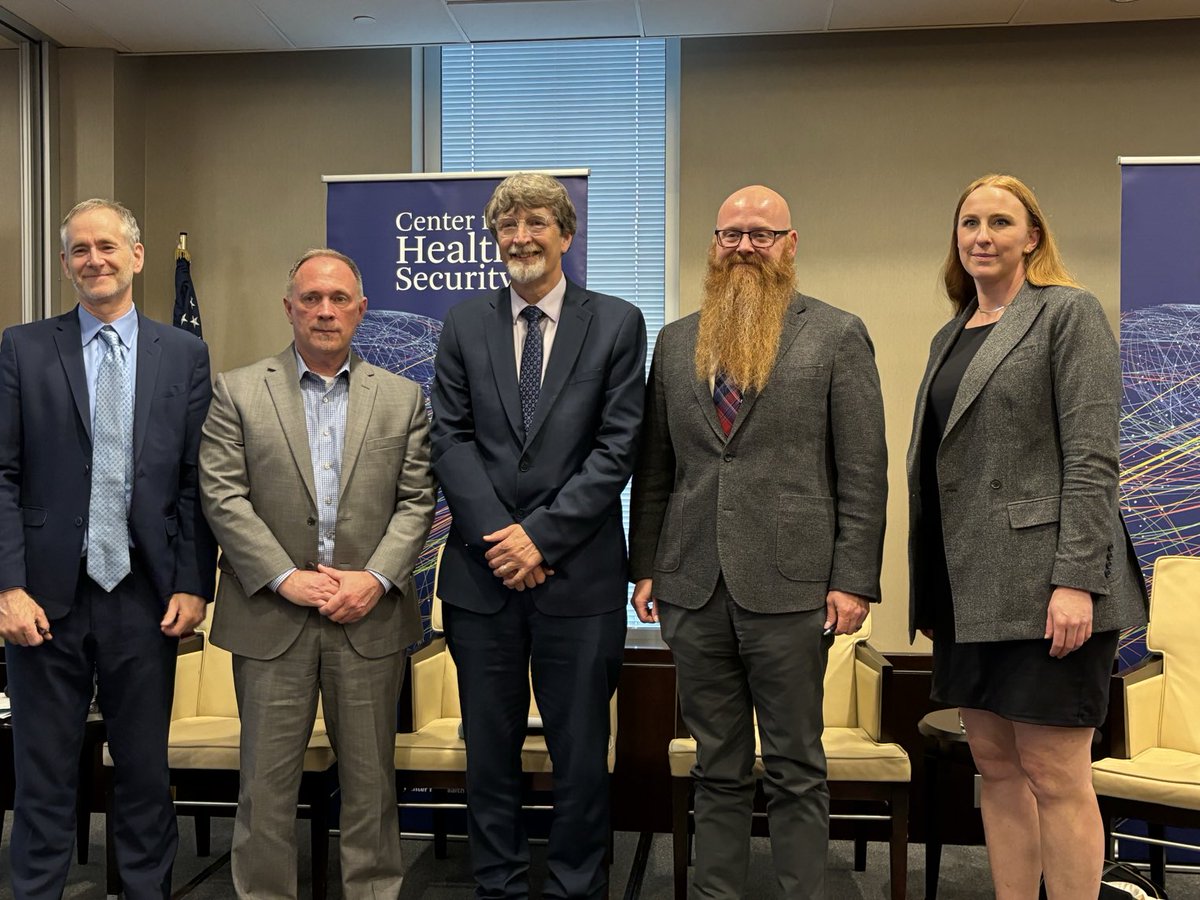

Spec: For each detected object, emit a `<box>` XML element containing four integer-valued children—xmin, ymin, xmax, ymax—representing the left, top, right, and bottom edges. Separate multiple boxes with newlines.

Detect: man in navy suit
<box><xmin>0</xmin><ymin>199</ymin><xmax>216</xmax><ymax>899</ymax></box>
<box><xmin>431</xmin><ymin>173</ymin><xmax>646</xmax><ymax>899</ymax></box>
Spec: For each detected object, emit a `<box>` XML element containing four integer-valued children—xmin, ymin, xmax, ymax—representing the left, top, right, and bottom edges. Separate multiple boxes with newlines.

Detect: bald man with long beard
<box><xmin>629</xmin><ymin>186</ymin><xmax>887</xmax><ymax>898</ymax></box>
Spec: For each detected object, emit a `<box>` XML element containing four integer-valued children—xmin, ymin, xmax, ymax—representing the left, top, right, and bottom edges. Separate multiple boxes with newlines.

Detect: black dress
<box><xmin>920</xmin><ymin>322</ymin><xmax>1118</xmax><ymax>728</ymax></box>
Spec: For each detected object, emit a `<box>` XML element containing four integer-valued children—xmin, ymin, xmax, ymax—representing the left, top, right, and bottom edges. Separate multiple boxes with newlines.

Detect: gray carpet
<box><xmin>0</xmin><ymin>813</ymin><xmax>1000</xmax><ymax>899</ymax></box>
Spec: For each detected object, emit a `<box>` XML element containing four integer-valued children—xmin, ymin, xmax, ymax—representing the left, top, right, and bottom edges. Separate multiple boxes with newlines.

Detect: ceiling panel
<box><xmin>1013</xmin><ymin>0</ymin><xmax>1200</xmax><ymax>25</ymax></box>
<box><xmin>829</xmin><ymin>0</ymin><xmax>1024</xmax><ymax>30</ymax></box>
<box><xmin>447</xmin><ymin>0</ymin><xmax>642</xmax><ymax>43</ymax></box>
<box><xmin>6</xmin><ymin>0</ymin><xmax>291</xmax><ymax>52</ymax></box>
<box><xmin>98</xmin><ymin>0</ymin><xmax>293</xmax><ymax>52</ymax></box>
<box><xmin>639</xmin><ymin>0</ymin><xmax>832</xmax><ymax>37</ymax></box>
<box><xmin>0</xmin><ymin>0</ymin><xmax>130</xmax><ymax>50</ymax></box>
<box><xmin>254</xmin><ymin>0</ymin><xmax>466</xmax><ymax>48</ymax></box>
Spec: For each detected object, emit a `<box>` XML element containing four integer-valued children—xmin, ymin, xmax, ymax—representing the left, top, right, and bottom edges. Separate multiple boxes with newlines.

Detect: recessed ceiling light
<box><xmin>353</xmin><ymin>15</ymin><xmax>376</xmax><ymax>23</ymax></box>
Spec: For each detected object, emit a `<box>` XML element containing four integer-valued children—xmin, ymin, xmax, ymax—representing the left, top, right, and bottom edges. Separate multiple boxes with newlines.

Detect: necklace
<box><xmin>977</xmin><ymin>301</ymin><xmax>1009</xmax><ymax>315</ymax></box>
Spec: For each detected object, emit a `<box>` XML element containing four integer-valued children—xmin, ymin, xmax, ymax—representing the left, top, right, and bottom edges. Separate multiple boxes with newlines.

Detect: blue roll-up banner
<box><xmin>323</xmin><ymin>169</ymin><xmax>589</xmax><ymax>639</ymax></box>
<box><xmin>1118</xmin><ymin>157</ymin><xmax>1200</xmax><ymax>866</ymax></box>
<box><xmin>1119</xmin><ymin>160</ymin><xmax>1200</xmax><ymax>585</ymax></box>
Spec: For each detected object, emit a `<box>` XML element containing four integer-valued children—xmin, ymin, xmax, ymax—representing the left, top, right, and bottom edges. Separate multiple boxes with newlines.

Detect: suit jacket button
<box><xmin>519</xmin><ymin>460</ymin><xmax>530</xmax><ymax>472</ymax></box>
<box><xmin>723</xmin><ymin>453</ymin><xmax>734</xmax><ymax>462</ymax></box>
<box><xmin>989</xmin><ymin>479</ymin><xmax>1002</xmax><ymax>489</ymax></box>
<box><xmin>307</xmin><ymin>516</ymin><xmax>316</xmax><ymax>526</ymax></box>
<box><xmin>305</xmin><ymin>561</ymin><xmax>316</xmax><ymax>570</ymax></box>
<box><xmin>84</xmin><ymin>463</ymin><xmax>91</xmax><ymax>473</ymax></box>
<box><xmin>74</xmin><ymin>516</ymin><xmax>83</xmax><ymax>527</ymax></box>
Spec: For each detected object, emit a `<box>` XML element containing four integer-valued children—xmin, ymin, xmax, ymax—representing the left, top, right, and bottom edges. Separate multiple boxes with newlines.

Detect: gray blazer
<box><xmin>906</xmin><ymin>283</ymin><xmax>1148</xmax><ymax>643</ymax></box>
<box><xmin>629</xmin><ymin>293</ymin><xmax>888</xmax><ymax>614</ymax></box>
<box><xmin>199</xmin><ymin>348</ymin><xmax>436</xmax><ymax>660</ymax></box>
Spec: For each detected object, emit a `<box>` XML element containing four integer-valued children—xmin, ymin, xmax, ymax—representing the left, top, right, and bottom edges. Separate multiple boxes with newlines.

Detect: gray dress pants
<box><xmin>659</xmin><ymin>577</ymin><xmax>832</xmax><ymax>899</ymax></box>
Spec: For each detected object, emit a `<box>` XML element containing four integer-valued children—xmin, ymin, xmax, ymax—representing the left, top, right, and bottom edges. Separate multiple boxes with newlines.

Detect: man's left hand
<box><xmin>316</xmin><ymin>565</ymin><xmax>385</xmax><ymax>624</ymax></box>
<box><xmin>824</xmin><ymin>590</ymin><xmax>870</xmax><ymax>636</ymax></box>
<box><xmin>483</xmin><ymin>524</ymin><xmax>545</xmax><ymax>588</ymax></box>
<box><xmin>161</xmin><ymin>593</ymin><xmax>208</xmax><ymax>638</ymax></box>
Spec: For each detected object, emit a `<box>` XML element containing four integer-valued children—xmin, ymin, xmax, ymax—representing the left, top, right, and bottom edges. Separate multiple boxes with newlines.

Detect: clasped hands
<box><xmin>483</xmin><ymin>523</ymin><xmax>553</xmax><ymax>591</ymax></box>
<box><xmin>279</xmin><ymin>565</ymin><xmax>384</xmax><ymax>623</ymax></box>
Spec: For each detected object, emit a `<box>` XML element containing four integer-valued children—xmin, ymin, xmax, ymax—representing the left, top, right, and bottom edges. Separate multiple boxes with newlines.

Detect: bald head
<box><xmin>717</xmin><ymin>185</ymin><xmax>791</xmax><ymax>229</ymax></box>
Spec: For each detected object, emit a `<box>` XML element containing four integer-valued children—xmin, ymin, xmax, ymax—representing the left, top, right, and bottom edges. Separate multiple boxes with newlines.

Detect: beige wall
<box><xmin>680</xmin><ymin>20</ymin><xmax>1200</xmax><ymax>650</ymax></box>
<box><xmin>56</xmin><ymin>48</ymin><xmax>412</xmax><ymax>374</ymax></box>
<box><xmin>0</xmin><ymin>47</ymin><xmax>21</xmax><ymax>330</ymax></box>
<box><xmin>56</xmin><ymin>49</ymin><xmax>148</xmax><ymax>314</ymax></box>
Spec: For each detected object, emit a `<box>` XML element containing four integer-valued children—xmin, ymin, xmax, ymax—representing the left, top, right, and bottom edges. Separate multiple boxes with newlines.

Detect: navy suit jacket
<box><xmin>430</xmin><ymin>280</ymin><xmax>646</xmax><ymax>617</ymax></box>
<box><xmin>0</xmin><ymin>307</ymin><xmax>217</xmax><ymax>617</ymax></box>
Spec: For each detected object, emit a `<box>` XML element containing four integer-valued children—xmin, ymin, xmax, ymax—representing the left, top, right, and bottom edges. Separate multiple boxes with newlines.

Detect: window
<box><xmin>439</xmin><ymin>38</ymin><xmax>673</xmax><ymax>627</ymax></box>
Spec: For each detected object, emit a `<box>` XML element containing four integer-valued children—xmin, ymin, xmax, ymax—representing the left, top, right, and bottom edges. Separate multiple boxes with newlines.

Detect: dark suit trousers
<box><xmin>659</xmin><ymin>577</ymin><xmax>831</xmax><ymax>900</ymax></box>
<box><xmin>443</xmin><ymin>594</ymin><xmax>625</xmax><ymax>900</ymax></box>
<box><xmin>5</xmin><ymin>559</ymin><xmax>179</xmax><ymax>900</ymax></box>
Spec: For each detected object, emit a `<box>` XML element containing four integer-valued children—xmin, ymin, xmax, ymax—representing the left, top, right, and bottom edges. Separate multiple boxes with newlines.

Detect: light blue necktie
<box><xmin>519</xmin><ymin>306</ymin><xmax>545</xmax><ymax>434</ymax></box>
<box><xmin>87</xmin><ymin>326</ymin><xmax>132</xmax><ymax>591</ymax></box>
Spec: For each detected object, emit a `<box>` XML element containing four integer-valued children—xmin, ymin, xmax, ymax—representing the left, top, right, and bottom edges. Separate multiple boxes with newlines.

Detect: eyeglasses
<box><xmin>497</xmin><ymin>216</ymin><xmax>555</xmax><ymax>238</ymax></box>
<box><xmin>714</xmin><ymin>229</ymin><xmax>791</xmax><ymax>249</ymax></box>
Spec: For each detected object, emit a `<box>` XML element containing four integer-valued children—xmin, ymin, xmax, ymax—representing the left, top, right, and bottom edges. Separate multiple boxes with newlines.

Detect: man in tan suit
<box><xmin>199</xmin><ymin>248</ymin><xmax>435</xmax><ymax>899</ymax></box>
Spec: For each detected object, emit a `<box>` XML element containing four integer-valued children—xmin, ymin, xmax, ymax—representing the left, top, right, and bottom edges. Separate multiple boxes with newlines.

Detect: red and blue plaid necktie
<box><xmin>713</xmin><ymin>370</ymin><xmax>742</xmax><ymax>437</ymax></box>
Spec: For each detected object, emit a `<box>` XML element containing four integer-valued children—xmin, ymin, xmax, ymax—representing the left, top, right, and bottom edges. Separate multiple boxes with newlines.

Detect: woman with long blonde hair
<box><xmin>907</xmin><ymin>174</ymin><xmax>1147</xmax><ymax>898</ymax></box>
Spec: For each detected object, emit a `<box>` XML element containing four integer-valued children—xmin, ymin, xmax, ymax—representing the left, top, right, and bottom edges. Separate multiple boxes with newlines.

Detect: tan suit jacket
<box><xmin>199</xmin><ymin>347</ymin><xmax>435</xmax><ymax>659</ymax></box>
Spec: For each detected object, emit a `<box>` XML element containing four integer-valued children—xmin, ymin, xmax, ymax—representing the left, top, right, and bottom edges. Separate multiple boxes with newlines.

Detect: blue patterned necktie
<box><xmin>87</xmin><ymin>325</ymin><xmax>132</xmax><ymax>591</ymax></box>
<box><xmin>519</xmin><ymin>305</ymin><xmax>545</xmax><ymax>434</ymax></box>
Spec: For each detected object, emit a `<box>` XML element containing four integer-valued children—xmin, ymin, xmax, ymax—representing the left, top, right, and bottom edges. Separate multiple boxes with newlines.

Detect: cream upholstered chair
<box><xmin>1092</xmin><ymin>553</ymin><xmax>1200</xmax><ymax>892</ymax></box>
<box><xmin>394</xmin><ymin>546</ymin><xmax>618</xmax><ymax>856</ymax></box>
<box><xmin>103</xmin><ymin>616</ymin><xmax>337</xmax><ymax>899</ymax></box>
<box><xmin>668</xmin><ymin>611</ymin><xmax>911</xmax><ymax>900</ymax></box>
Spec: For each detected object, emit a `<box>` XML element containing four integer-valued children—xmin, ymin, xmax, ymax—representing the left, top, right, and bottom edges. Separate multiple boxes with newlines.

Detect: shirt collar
<box><xmin>510</xmin><ymin>274</ymin><xmax>566</xmax><ymax>325</ymax></box>
<box><xmin>79</xmin><ymin>304</ymin><xmax>139</xmax><ymax>350</ymax></box>
<box><xmin>294</xmin><ymin>348</ymin><xmax>351</xmax><ymax>385</ymax></box>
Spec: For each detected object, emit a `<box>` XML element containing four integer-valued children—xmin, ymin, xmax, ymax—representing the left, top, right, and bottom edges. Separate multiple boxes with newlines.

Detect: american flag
<box><xmin>173</xmin><ymin>241</ymin><xmax>203</xmax><ymax>339</ymax></box>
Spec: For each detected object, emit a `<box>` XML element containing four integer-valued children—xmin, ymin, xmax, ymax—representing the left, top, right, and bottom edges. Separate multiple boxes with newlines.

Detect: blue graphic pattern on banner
<box><xmin>1118</xmin><ymin>162</ymin><xmax>1200</xmax><ymax>867</ymax></box>
<box><xmin>1120</xmin><ymin>165</ymin><xmax>1200</xmax><ymax>628</ymax></box>
<box><xmin>326</xmin><ymin>173</ymin><xmax>588</xmax><ymax>640</ymax></box>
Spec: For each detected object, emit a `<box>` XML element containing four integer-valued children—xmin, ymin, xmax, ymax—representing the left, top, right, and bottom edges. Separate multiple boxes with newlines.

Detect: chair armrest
<box><xmin>171</xmin><ymin>632</ymin><xmax>206</xmax><ymax>721</ymax></box>
<box><xmin>408</xmin><ymin>636</ymin><xmax>448</xmax><ymax>732</ymax></box>
<box><xmin>179</xmin><ymin>632</ymin><xmax>204</xmax><ymax>656</ymax></box>
<box><xmin>853</xmin><ymin>641</ymin><xmax>891</xmax><ymax>742</ymax></box>
<box><xmin>609</xmin><ymin>687</ymin><xmax>618</xmax><ymax>741</ymax></box>
<box><xmin>1109</xmin><ymin>654</ymin><xmax>1164</xmax><ymax>759</ymax></box>
<box><xmin>1117</xmin><ymin>653</ymin><xmax>1164</xmax><ymax>685</ymax></box>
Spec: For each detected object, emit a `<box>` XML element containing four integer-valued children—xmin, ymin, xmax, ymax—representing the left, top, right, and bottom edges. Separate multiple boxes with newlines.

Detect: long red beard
<box><xmin>694</xmin><ymin>242</ymin><xmax>796</xmax><ymax>392</ymax></box>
